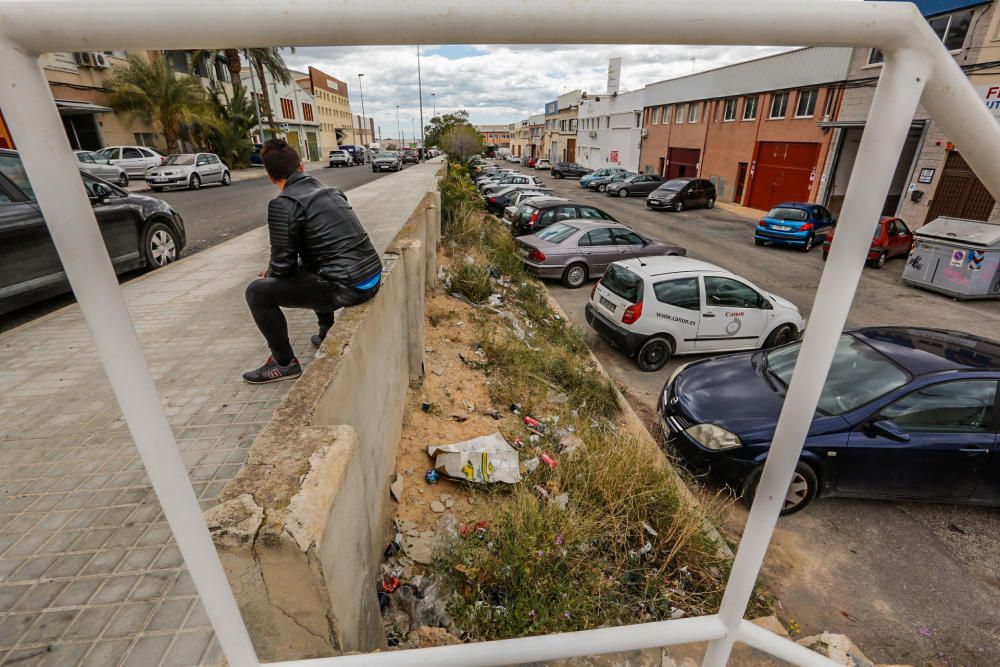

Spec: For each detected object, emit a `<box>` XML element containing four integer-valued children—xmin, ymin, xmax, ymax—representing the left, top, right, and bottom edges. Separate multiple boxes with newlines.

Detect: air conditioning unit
<box><xmin>74</xmin><ymin>51</ymin><xmax>94</xmax><ymax>67</ymax></box>
<box><xmin>641</xmin><ymin>128</ymin><xmax>649</xmax><ymax>137</ymax></box>
<box><xmin>92</xmin><ymin>52</ymin><xmax>111</xmax><ymax>69</ymax></box>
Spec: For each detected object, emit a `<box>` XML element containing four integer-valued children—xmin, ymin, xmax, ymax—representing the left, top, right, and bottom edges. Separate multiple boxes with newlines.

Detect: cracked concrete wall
<box><xmin>204</xmin><ymin>181</ymin><xmax>442</xmax><ymax>663</ymax></box>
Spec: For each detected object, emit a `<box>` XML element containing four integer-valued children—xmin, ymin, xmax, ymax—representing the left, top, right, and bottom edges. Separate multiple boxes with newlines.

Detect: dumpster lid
<box><xmin>915</xmin><ymin>217</ymin><xmax>1000</xmax><ymax>247</ymax></box>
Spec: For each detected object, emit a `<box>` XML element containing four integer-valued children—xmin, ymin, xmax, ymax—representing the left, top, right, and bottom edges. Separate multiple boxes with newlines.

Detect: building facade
<box><xmin>576</xmin><ymin>88</ymin><xmax>646</xmax><ymax>171</ymax></box>
<box><xmin>351</xmin><ymin>113</ymin><xmax>375</xmax><ymax>148</ymax></box>
<box><xmin>637</xmin><ymin>47</ymin><xmax>851</xmax><ymax>210</ymax></box>
<box><xmin>510</xmin><ymin>118</ymin><xmax>530</xmax><ymax>158</ymax></box>
<box><xmin>242</xmin><ymin>70</ymin><xmax>321</xmax><ymax>161</ymax></box>
<box><xmin>544</xmin><ymin>90</ymin><xmax>582</xmax><ymax>163</ymax></box>
<box><xmin>292</xmin><ymin>67</ymin><xmax>352</xmax><ymax>156</ymax></box>
<box><xmin>475</xmin><ymin>124</ymin><xmax>512</xmax><ymax>153</ymax></box>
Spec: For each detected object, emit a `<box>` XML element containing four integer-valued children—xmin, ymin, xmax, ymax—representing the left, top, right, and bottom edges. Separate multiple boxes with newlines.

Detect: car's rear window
<box><xmin>767</xmin><ymin>207</ymin><xmax>809</xmax><ymax>222</ymax></box>
<box><xmin>602</xmin><ymin>264</ymin><xmax>643</xmax><ymax>304</ymax></box>
<box><xmin>537</xmin><ymin>223</ymin><xmax>578</xmax><ymax>243</ymax></box>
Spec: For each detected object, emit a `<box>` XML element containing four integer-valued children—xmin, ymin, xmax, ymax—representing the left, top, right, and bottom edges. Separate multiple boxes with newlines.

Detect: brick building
<box><xmin>292</xmin><ymin>67</ymin><xmax>352</xmax><ymax>156</ymax></box>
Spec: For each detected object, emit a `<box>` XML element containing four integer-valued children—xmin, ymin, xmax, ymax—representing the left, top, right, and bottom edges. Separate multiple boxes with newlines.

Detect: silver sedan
<box><xmin>517</xmin><ymin>220</ymin><xmax>686</xmax><ymax>288</ymax></box>
<box><xmin>73</xmin><ymin>150</ymin><xmax>129</xmax><ymax>187</ymax></box>
<box><xmin>145</xmin><ymin>153</ymin><xmax>231</xmax><ymax>191</ymax></box>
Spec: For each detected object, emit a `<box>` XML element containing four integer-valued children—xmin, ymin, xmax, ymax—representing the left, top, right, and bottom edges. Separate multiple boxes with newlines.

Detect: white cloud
<box><xmin>284</xmin><ymin>43</ymin><xmax>796</xmax><ymax>139</ymax></box>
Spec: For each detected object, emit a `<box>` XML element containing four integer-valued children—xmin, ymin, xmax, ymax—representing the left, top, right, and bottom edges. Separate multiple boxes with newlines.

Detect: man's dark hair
<box><xmin>261</xmin><ymin>139</ymin><xmax>301</xmax><ymax>180</ymax></box>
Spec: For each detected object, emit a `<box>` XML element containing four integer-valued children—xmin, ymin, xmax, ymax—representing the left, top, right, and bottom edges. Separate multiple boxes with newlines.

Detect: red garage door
<box><xmin>666</xmin><ymin>147</ymin><xmax>700</xmax><ymax>179</ymax></box>
<box><xmin>747</xmin><ymin>142</ymin><xmax>820</xmax><ymax>211</ymax></box>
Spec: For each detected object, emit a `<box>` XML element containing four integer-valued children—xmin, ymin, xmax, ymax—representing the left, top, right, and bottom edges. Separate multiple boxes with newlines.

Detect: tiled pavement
<box><xmin>0</xmin><ymin>160</ymin><xmax>441</xmax><ymax>666</ymax></box>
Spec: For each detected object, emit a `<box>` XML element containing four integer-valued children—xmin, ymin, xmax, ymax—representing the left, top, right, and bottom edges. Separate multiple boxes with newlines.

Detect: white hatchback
<box><xmin>585</xmin><ymin>256</ymin><xmax>804</xmax><ymax>371</ymax></box>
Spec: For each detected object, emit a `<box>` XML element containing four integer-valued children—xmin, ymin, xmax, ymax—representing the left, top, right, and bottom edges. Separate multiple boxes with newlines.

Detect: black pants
<box><xmin>245</xmin><ymin>271</ymin><xmax>379</xmax><ymax>363</ymax></box>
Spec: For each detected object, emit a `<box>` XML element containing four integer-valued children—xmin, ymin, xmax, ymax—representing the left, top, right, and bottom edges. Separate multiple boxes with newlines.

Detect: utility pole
<box><xmin>417</xmin><ymin>45</ymin><xmax>426</xmax><ymax>160</ymax></box>
<box><xmin>395</xmin><ymin>104</ymin><xmax>401</xmax><ymax>151</ymax></box>
<box><xmin>357</xmin><ymin>73</ymin><xmax>367</xmax><ymax>147</ymax></box>
<box><xmin>431</xmin><ymin>92</ymin><xmax>436</xmax><ymax>118</ymax></box>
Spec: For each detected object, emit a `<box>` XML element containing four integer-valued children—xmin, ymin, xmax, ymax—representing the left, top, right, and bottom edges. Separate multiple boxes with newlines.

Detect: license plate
<box><xmin>649</xmin><ymin>199</ymin><xmax>660</xmax><ymax>205</ymax></box>
<box><xmin>599</xmin><ymin>296</ymin><xmax>617</xmax><ymax>312</ymax></box>
<box><xmin>151</xmin><ymin>178</ymin><xmax>167</xmax><ymax>182</ymax></box>
<box><xmin>519</xmin><ymin>247</ymin><xmax>530</xmax><ymax>257</ymax></box>
<box><xmin>773</xmin><ymin>224</ymin><xmax>792</xmax><ymax>231</ymax></box>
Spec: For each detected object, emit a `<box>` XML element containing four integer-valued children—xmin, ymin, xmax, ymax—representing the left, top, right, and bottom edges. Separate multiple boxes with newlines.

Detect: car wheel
<box><xmin>822</xmin><ymin>250</ymin><xmax>828</xmax><ymax>261</ymax></box>
<box><xmin>553</xmin><ymin>172</ymin><xmax>563</xmax><ymax>179</ymax></box>
<box><xmin>870</xmin><ymin>251</ymin><xmax>888</xmax><ymax>269</ymax></box>
<box><xmin>706</xmin><ymin>197</ymin><xmax>715</xmax><ymax>209</ymax></box>
<box><xmin>189</xmin><ymin>174</ymin><xmax>201</xmax><ymax>190</ymax></box>
<box><xmin>636</xmin><ymin>336</ymin><xmax>673</xmax><ymax>372</ymax></box>
<box><xmin>801</xmin><ymin>234</ymin><xmax>814</xmax><ymax>252</ymax></box>
<box><xmin>674</xmin><ymin>201</ymin><xmax>684</xmax><ymax>212</ymax></box>
<box><xmin>222</xmin><ymin>171</ymin><xmax>231</xmax><ymax>186</ymax></box>
<box><xmin>762</xmin><ymin>324</ymin><xmax>796</xmax><ymax>349</ymax></box>
<box><xmin>741</xmin><ymin>461</ymin><xmax>818</xmax><ymax>515</ymax></box>
<box><xmin>561</xmin><ymin>263</ymin><xmax>588</xmax><ymax>289</ymax></box>
<box><xmin>118</xmin><ymin>172</ymin><xmax>129</xmax><ymax>187</ymax></box>
<box><xmin>618</xmin><ymin>189</ymin><xmax>629</xmax><ymax>198</ymax></box>
<box><xmin>143</xmin><ymin>221</ymin><xmax>180</xmax><ymax>268</ymax></box>
<box><xmin>598</xmin><ymin>184</ymin><xmax>607</xmax><ymax>192</ymax></box>
<box><xmin>150</xmin><ymin>187</ymin><xmax>163</xmax><ymax>192</ymax></box>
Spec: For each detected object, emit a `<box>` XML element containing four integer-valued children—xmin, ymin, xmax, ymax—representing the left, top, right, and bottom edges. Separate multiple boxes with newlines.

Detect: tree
<box><xmin>207</xmin><ymin>84</ymin><xmax>256</xmax><ymax>167</ymax></box>
<box><xmin>107</xmin><ymin>53</ymin><xmax>219</xmax><ymax>153</ymax></box>
<box><xmin>243</xmin><ymin>48</ymin><xmax>295</xmax><ymax>130</ymax></box>
<box><xmin>424</xmin><ymin>110</ymin><xmax>473</xmax><ymax>149</ymax></box>
<box><xmin>440</xmin><ymin>125</ymin><xmax>483</xmax><ymax>161</ymax></box>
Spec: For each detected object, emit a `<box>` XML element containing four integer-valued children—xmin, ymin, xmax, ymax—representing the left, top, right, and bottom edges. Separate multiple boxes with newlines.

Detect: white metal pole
<box><xmin>0</xmin><ymin>38</ymin><xmax>261</xmax><ymax>667</ymax></box>
<box><xmin>701</xmin><ymin>48</ymin><xmax>930</xmax><ymax>667</ymax></box>
<box><xmin>417</xmin><ymin>45</ymin><xmax>425</xmax><ymax>160</ymax></box>
<box><xmin>736</xmin><ymin>621</ymin><xmax>840</xmax><ymax>667</ymax></box>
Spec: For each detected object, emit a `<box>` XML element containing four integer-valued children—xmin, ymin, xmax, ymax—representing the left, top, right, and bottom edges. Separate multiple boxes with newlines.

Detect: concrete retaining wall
<box><xmin>204</xmin><ymin>184</ymin><xmax>441</xmax><ymax>662</ymax></box>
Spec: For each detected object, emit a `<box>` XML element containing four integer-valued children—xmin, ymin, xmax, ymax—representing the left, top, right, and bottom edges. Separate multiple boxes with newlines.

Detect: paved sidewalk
<box><xmin>0</xmin><ymin>160</ymin><xmax>441</xmax><ymax>666</ymax></box>
<box><xmin>714</xmin><ymin>200</ymin><xmax>767</xmax><ymax>222</ymax></box>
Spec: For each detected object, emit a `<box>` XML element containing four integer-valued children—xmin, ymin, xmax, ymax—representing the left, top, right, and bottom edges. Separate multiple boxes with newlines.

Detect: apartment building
<box><xmin>576</xmin><ymin>88</ymin><xmax>645</xmax><ymax>171</ymax></box>
<box><xmin>544</xmin><ymin>90</ymin><xmax>582</xmax><ymax>163</ymax></box>
<box><xmin>241</xmin><ymin>70</ymin><xmax>321</xmax><ymax>161</ymax></box>
<box><xmin>638</xmin><ymin>47</ymin><xmax>851</xmax><ymax>211</ymax></box>
<box><xmin>475</xmin><ymin>124</ymin><xmax>512</xmax><ymax>153</ymax></box>
<box><xmin>510</xmin><ymin>118</ymin><xmax>530</xmax><ymax>158</ymax></box>
<box><xmin>292</xmin><ymin>67</ymin><xmax>352</xmax><ymax>156</ymax></box>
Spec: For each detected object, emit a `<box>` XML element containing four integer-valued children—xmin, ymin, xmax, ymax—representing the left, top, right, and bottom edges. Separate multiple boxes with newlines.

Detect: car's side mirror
<box><xmin>865</xmin><ymin>419</ymin><xmax>910</xmax><ymax>442</ymax></box>
<box><xmin>89</xmin><ymin>183</ymin><xmax>112</xmax><ymax>204</ymax></box>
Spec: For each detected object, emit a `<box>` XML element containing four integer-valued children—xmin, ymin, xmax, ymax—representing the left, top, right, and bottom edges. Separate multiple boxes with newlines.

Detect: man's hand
<box><xmin>258</xmin><ymin>270</ymin><xmax>267</xmax><ymax>278</ymax></box>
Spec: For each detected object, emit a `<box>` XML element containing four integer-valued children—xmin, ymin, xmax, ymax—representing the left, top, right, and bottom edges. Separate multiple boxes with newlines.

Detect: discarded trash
<box><xmin>384</xmin><ymin>538</ymin><xmax>401</xmax><ymax>559</ymax></box>
<box><xmin>484</xmin><ymin>409</ymin><xmax>503</xmax><ymax>420</ymax></box>
<box><xmin>383</xmin><ymin>575</ymin><xmax>401</xmax><ymax>593</ymax></box>
<box><xmin>378</xmin><ymin>591</ymin><xmax>391</xmax><ymax>612</ymax></box>
<box><xmin>487</xmin><ymin>293</ymin><xmax>503</xmax><ymax>307</ymax></box>
<box><xmin>554</xmin><ymin>493</ymin><xmax>569</xmax><ymax>510</ymax></box>
<box><xmin>556</xmin><ymin>431</ymin><xmax>584</xmax><ymax>455</ymax></box>
<box><xmin>670</xmin><ymin>608</ymin><xmax>686</xmax><ymax>620</ymax></box>
<box><xmin>528</xmin><ymin>434</ymin><xmax>540</xmax><ymax>443</ymax></box>
<box><xmin>398</xmin><ymin>579</ymin><xmax>451</xmax><ymax>630</ymax></box>
<box><xmin>427</xmin><ymin>432</ymin><xmax>522</xmax><ymax>484</ymax></box>
<box><xmin>460</xmin><ymin>520</ymin><xmax>489</xmax><ymax>538</ymax></box>
<box><xmin>512</xmin><ymin>437</ymin><xmax>524</xmax><ymax>449</ymax></box>
<box><xmin>510</xmin><ymin>402</ymin><xmax>522</xmax><ymax>414</ymax></box>
<box><xmin>533</xmin><ymin>484</ymin><xmax>550</xmax><ymax>499</ymax></box>
<box><xmin>539</xmin><ymin>453</ymin><xmax>558</xmax><ymax>469</ymax></box>
<box><xmin>390</xmin><ymin>477</ymin><xmax>404</xmax><ymax>503</ymax></box>
<box><xmin>488</xmin><ymin>267</ymin><xmax>502</xmax><ymax>280</ymax></box>
<box><xmin>425</xmin><ymin>469</ymin><xmax>439</xmax><ymax>484</ymax></box>
<box><xmin>523</xmin><ymin>416</ymin><xmax>545</xmax><ymax>433</ymax></box>
<box><xmin>421</xmin><ymin>400</ymin><xmax>432</xmax><ymax>412</ymax></box>
<box><xmin>523</xmin><ymin>457</ymin><xmax>540</xmax><ymax>473</ymax></box>
<box><xmin>642</xmin><ymin>522</ymin><xmax>658</xmax><ymax>537</ymax></box>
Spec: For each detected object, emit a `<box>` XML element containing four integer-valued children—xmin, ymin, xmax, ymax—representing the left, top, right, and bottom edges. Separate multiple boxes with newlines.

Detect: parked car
<box><xmin>754</xmin><ymin>202</ymin><xmax>836</xmax><ymax>252</ymax></box>
<box><xmin>338</xmin><ymin>144</ymin><xmax>367</xmax><ymax>165</ymax></box>
<box><xmin>586</xmin><ymin>256</ymin><xmax>803</xmax><ymax>372</ymax></box>
<box><xmin>582</xmin><ymin>168</ymin><xmax>632</xmax><ymax>192</ymax></box>
<box><xmin>510</xmin><ymin>197</ymin><xmax>618</xmax><ymax>237</ymax></box>
<box><xmin>328</xmin><ymin>149</ymin><xmax>352</xmax><ymax>167</ymax></box>
<box><xmin>481</xmin><ymin>175</ymin><xmax>545</xmax><ymax>195</ymax></box>
<box><xmin>647</xmin><ymin>178</ymin><xmax>717</xmax><ymax>212</ymax></box>
<box><xmin>822</xmin><ymin>216</ymin><xmax>913</xmax><ymax>268</ymax></box>
<box><xmin>659</xmin><ymin>326</ymin><xmax>1000</xmax><ymax>514</ymax></box>
<box><xmin>551</xmin><ymin>162</ymin><xmax>592</xmax><ymax>179</ymax></box>
<box><xmin>485</xmin><ymin>185</ymin><xmax>554</xmax><ymax>216</ymax></box>
<box><xmin>402</xmin><ymin>150</ymin><xmax>419</xmax><ymax>164</ymax></box>
<box><xmin>518</xmin><ymin>221</ymin><xmax>686</xmax><ymax>288</ymax></box>
<box><xmin>145</xmin><ymin>153</ymin><xmax>231</xmax><ymax>191</ymax></box>
<box><xmin>94</xmin><ymin>145</ymin><xmax>165</xmax><ymax>178</ymax></box>
<box><xmin>0</xmin><ymin>149</ymin><xmax>186</xmax><ymax>316</ymax></box>
<box><xmin>372</xmin><ymin>151</ymin><xmax>403</xmax><ymax>172</ymax></box>
<box><xmin>527</xmin><ymin>157</ymin><xmax>538</xmax><ymax>168</ymax></box>
<box><xmin>250</xmin><ymin>143</ymin><xmax>264</xmax><ymax>166</ymax></box>
<box><xmin>73</xmin><ymin>150</ymin><xmax>129</xmax><ymax>187</ymax></box>
<box><xmin>606</xmin><ymin>174</ymin><xmax>664</xmax><ymax>198</ymax></box>
<box><xmin>503</xmin><ymin>191</ymin><xmax>562</xmax><ymax>223</ymax></box>
<box><xmin>534</xmin><ymin>159</ymin><xmax>552</xmax><ymax>170</ymax></box>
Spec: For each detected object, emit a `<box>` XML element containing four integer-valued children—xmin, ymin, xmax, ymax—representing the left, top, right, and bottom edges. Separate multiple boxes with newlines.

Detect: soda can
<box><xmin>425</xmin><ymin>469</ymin><xmax>439</xmax><ymax>484</ymax></box>
<box><xmin>421</xmin><ymin>400</ymin><xmax>431</xmax><ymax>412</ymax></box>
<box><xmin>539</xmin><ymin>453</ymin><xmax>558</xmax><ymax>469</ymax></box>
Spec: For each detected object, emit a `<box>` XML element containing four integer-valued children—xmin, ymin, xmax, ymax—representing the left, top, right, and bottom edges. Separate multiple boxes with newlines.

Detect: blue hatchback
<box><xmin>754</xmin><ymin>202</ymin><xmax>836</xmax><ymax>253</ymax></box>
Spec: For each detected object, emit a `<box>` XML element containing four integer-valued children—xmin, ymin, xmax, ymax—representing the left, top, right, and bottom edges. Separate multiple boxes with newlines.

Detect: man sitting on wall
<box><xmin>242</xmin><ymin>139</ymin><xmax>382</xmax><ymax>384</ymax></box>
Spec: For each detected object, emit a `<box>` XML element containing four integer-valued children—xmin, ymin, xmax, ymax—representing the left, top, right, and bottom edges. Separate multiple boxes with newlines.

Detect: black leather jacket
<box><xmin>266</xmin><ymin>171</ymin><xmax>382</xmax><ymax>285</ymax></box>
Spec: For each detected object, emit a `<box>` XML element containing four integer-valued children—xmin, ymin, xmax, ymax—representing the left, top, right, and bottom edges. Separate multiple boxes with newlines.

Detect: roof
<box><xmin>871</xmin><ymin>0</ymin><xmax>991</xmax><ymax>18</ymax></box>
<box><xmin>855</xmin><ymin>327</ymin><xmax>1000</xmax><ymax>374</ymax></box>
<box><xmin>617</xmin><ymin>256</ymin><xmax>724</xmax><ymax>277</ymax></box>
<box><xmin>915</xmin><ymin>217</ymin><xmax>1000</xmax><ymax>247</ymax></box>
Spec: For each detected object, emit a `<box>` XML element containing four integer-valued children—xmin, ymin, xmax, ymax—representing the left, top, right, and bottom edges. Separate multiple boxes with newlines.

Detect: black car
<box><xmin>605</xmin><ymin>174</ymin><xmax>664</xmax><ymax>198</ymax></box>
<box><xmin>0</xmin><ymin>149</ymin><xmax>186</xmax><ymax>316</ymax></box>
<box><xmin>401</xmin><ymin>150</ymin><xmax>419</xmax><ymax>164</ymax></box>
<box><xmin>372</xmin><ymin>151</ymin><xmax>403</xmax><ymax>172</ymax></box>
<box><xmin>659</xmin><ymin>327</ymin><xmax>1000</xmax><ymax>514</ymax></box>
<box><xmin>647</xmin><ymin>178</ymin><xmax>717</xmax><ymax>212</ymax></box>
<box><xmin>550</xmin><ymin>162</ymin><xmax>592</xmax><ymax>179</ymax></box>
<box><xmin>510</xmin><ymin>197</ymin><xmax>618</xmax><ymax>237</ymax></box>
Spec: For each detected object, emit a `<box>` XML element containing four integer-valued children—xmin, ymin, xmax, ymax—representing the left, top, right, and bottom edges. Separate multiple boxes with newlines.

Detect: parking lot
<box><xmin>509</xmin><ymin>163</ymin><xmax>1000</xmax><ymax>665</ymax></box>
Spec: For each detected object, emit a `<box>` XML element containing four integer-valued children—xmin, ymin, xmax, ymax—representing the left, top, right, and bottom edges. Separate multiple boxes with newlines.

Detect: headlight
<box><xmin>684</xmin><ymin>424</ymin><xmax>741</xmax><ymax>450</ymax></box>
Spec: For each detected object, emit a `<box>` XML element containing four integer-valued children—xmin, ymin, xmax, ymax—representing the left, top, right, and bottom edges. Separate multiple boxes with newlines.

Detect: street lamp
<box><xmin>417</xmin><ymin>45</ymin><xmax>426</xmax><ymax>160</ymax></box>
<box><xmin>431</xmin><ymin>92</ymin><xmax>436</xmax><ymax>118</ymax></box>
<box><xmin>410</xmin><ymin>117</ymin><xmax>415</xmax><ymax>149</ymax></box>
<box><xmin>395</xmin><ymin>104</ymin><xmax>401</xmax><ymax>151</ymax></box>
<box><xmin>357</xmin><ymin>73</ymin><xmax>367</xmax><ymax>147</ymax></box>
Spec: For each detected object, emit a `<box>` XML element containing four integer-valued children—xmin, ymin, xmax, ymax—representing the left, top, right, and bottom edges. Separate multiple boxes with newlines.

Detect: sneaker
<box><xmin>242</xmin><ymin>357</ymin><xmax>302</xmax><ymax>384</ymax></box>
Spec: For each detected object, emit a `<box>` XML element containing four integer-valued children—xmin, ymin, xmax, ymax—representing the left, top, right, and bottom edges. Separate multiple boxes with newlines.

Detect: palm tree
<box><xmin>243</xmin><ymin>47</ymin><xmax>295</xmax><ymax>130</ymax></box>
<box><xmin>107</xmin><ymin>53</ymin><xmax>220</xmax><ymax>153</ymax></box>
<box><xmin>208</xmin><ymin>84</ymin><xmax>256</xmax><ymax>167</ymax></box>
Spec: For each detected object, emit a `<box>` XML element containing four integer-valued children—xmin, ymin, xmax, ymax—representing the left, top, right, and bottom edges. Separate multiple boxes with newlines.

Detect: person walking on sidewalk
<box><xmin>242</xmin><ymin>139</ymin><xmax>382</xmax><ymax>384</ymax></box>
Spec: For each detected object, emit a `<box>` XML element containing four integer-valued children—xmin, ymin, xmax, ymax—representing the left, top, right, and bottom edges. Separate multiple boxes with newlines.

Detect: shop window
<box><xmin>688</xmin><ymin>103</ymin><xmax>699</xmax><ymax>123</ymax></box>
<box><xmin>653</xmin><ymin>106</ymin><xmax>662</xmax><ymax>124</ymax></box>
<box><xmin>676</xmin><ymin>103</ymin><xmax>686</xmax><ymax>124</ymax></box>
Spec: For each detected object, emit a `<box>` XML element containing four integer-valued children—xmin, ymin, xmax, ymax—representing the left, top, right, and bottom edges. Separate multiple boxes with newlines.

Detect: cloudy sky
<box><xmin>284</xmin><ymin>43</ymin><xmax>797</xmax><ymax>141</ymax></box>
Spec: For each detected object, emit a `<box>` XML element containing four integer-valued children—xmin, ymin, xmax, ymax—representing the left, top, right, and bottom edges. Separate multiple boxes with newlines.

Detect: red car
<box><xmin>527</xmin><ymin>157</ymin><xmax>538</xmax><ymax>168</ymax></box>
<box><xmin>823</xmin><ymin>216</ymin><xmax>913</xmax><ymax>268</ymax></box>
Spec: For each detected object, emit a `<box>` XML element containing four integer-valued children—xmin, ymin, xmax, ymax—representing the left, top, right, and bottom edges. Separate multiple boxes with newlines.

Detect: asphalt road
<box><xmin>527</xmin><ymin>168</ymin><xmax>1000</xmax><ymax>665</ymax></box>
<box><xmin>0</xmin><ymin>163</ymin><xmax>394</xmax><ymax>333</ymax></box>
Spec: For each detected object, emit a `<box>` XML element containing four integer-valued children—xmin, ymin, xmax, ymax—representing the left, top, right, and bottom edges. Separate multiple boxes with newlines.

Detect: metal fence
<box><xmin>1</xmin><ymin>1</ymin><xmax>998</xmax><ymax>666</ymax></box>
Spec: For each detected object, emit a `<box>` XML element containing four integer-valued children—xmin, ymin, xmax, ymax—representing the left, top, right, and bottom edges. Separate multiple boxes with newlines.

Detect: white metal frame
<box><xmin>2</xmin><ymin>2</ymin><xmax>999</xmax><ymax>666</ymax></box>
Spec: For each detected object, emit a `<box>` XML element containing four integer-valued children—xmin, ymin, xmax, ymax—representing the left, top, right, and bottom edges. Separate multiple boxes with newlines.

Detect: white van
<box><xmin>585</xmin><ymin>256</ymin><xmax>804</xmax><ymax>371</ymax></box>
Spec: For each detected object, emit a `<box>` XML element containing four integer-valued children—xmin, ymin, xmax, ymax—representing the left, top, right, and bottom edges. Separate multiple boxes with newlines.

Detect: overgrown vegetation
<box><xmin>434</xmin><ymin>160</ymin><xmax>740</xmax><ymax>640</ymax></box>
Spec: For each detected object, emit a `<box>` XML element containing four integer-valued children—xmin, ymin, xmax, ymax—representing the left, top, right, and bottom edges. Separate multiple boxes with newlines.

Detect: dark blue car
<box><xmin>659</xmin><ymin>327</ymin><xmax>1000</xmax><ymax>514</ymax></box>
<box><xmin>754</xmin><ymin>202</ymin><xmax>836</xmax><ymax>253</ymax></box>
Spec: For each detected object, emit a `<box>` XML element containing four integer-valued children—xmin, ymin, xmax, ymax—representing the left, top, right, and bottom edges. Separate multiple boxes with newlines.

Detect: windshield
<box><xmin>536</xmin><ymin>223</ymin><xmax>578</xmax><ymax>243</ymax></box>
<box><xmin>602</xmin><ymin>264</ymin><xmax>643</xmax><ymax>304</ymax></box>
<box><xmin>380</xmin><ymin>151</ymin><xmax>399</xmax><ymax>158</ymax></box>
<box><xmin>767</xmin><ymin>207</ymin><xmax>809</xmax><ymax>222</ymax></box>
<box><xmin>163</xmin><ymin>155</ymin><xmax>195</xmax><ymax>166</ymax></box>
<box><xmin>659</xmin><ymin>179</ymin><xmax>691</xmax><ymax>192</ymax></box>
<box><xmin>765</xmin><ymin>334</ymin><xmax>910</xmax><ymax>415</ymax></box>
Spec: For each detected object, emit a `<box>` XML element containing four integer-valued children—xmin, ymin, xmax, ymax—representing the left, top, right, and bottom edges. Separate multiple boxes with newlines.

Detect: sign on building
<box><xmin>607</xmin><ymin>57</ymin><xmax>622</xmax><ymax>95</ymax></box>
<box><xmin>977</xmin><ymin>85</ymin><xmax>1000</xmax><ymax>120</ymax></box>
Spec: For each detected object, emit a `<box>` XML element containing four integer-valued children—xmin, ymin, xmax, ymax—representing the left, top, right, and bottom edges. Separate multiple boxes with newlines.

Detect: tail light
<box><xmin>487</xmin><ymin>196</ymin><xmax>496</xmax><ymax>203</ymax></box>
<box><xmin>800</xmin><ymin>223</ymin><xmax>814</xmax><ymax>232</ymax></box>
<box><xmin>759</xmin><ymin>218</ymin><xmax>766</xmax><ymax>227</ymax></box>
<box><xmin>528</xmin><ymin>211</ymin><xmax>539</xmax><ymax>227</ymax></box>
<box><xmin>530</xmin><ymin>249</ymin><xmax>546</xmax><ymax>262</ymax></box>
<box><xmin>622</xmin><ymin>301</ymin><xmax>643</xmax><ymax>325</ymax></box>
<box><xmin>591</xmin><ymin>281</ymin><xmax>599</xmax><ymax>299</ymax></box>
